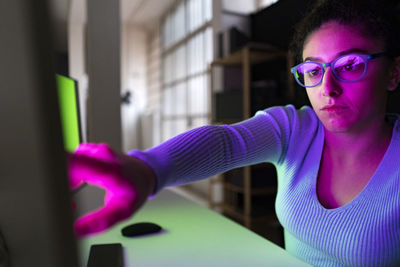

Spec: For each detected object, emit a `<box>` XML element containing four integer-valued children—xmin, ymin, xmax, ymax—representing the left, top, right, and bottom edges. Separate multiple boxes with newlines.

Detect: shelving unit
<box><xmin>208</xmin><ymin>44</ymin><xmax>293</xmax><ymax>247</ymax></box>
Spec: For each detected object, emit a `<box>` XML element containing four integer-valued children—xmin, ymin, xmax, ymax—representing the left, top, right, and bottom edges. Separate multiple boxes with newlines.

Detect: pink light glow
<box><xmin>68</xmin><ymin>143</ymin><xmax>138</xmax><ymax>237</ymax></box>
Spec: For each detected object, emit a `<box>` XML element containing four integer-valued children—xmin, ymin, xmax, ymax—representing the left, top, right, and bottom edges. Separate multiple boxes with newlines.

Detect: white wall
<box><xmin>147</xmin><ymin>28</ymin><xmax>162</xmax><ymax>113</ymax></box>
<box><xmin>121</xmin><ymin>24</ymin><xmax>148</xmax><ymax>152</ymax></box>
<box><xmin>68</xmin><ymin>0</ymin><xmax>88</xmax><ymax>142</ymax></box>
<box><xmin>68</xmin><ymin>23</ymin><xmax>88</xmax><ymax>142</ymax></box>
<box><xmin>145</xmin><ymin>27</ymin><xmax>163</xmax><ymax>148</ymax></box>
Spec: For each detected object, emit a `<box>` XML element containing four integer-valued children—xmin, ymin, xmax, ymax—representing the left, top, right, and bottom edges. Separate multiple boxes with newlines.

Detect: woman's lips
<box><xmin>320</xmin><ymin>105</ymin><xmax>348</xmax><ymax>113</ymax></box>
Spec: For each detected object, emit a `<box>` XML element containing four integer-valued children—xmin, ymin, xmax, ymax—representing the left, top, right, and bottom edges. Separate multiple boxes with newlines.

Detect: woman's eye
<box><xmin>344</xmin><ymin>64</ymin><xmax>354</xmax><ymax>71</ymax></box>
<box><xmin>309</xmin><ymin>69</ymin><xmax>320</xmax><ymax>77</ymax></box>
<box><xmin>336</xmin><ymin>62</ymin><xmax>363</xmax><ymax>73</ymax></box>
<box><xmin>335</xmin><ymin>56</ymin><xmax>364</xmax><ymax>73</ymax></box>
<box><xmin>336</xmin><ymin>61</ymin><xmax>354</xmax><ymax>72</ymax></box>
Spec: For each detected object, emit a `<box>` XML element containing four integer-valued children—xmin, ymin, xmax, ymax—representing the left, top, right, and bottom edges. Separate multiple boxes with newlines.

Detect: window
<box><xmin>257</xmin><ymin>0</ymin><xmax>279</xmax><ymax>10</ymax></box>
<box><xmin>161</xmin><ymin>0</ymin><xmax>213</xmax><ymax>141</ymax></box>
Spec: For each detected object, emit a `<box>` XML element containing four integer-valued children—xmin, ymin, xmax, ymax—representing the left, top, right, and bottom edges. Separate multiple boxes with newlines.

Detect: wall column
<box><xmin>87</xmin><ymin>0</ymin><xmax>122</xmax><ymax>149</ymax></box>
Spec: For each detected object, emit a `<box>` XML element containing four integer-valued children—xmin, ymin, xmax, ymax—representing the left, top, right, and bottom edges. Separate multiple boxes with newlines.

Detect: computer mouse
<box><xmin>121</xmin><ymin>222</ymin><xmax>162</xmax><ymax>237</ymax></box>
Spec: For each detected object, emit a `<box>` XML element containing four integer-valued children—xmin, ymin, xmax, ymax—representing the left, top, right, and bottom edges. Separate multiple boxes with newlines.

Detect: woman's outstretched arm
<box><xmin>68</xmin><ymin>105</ymin><xmax>294</xmax><ymax>237</ymax></box>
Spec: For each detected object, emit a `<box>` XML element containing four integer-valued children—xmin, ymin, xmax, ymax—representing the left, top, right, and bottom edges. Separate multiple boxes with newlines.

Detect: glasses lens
<box><xmin>333</xmin><ymin>54</ymin><xmax>366</xmax><ymax>82</ymax></box>
<box><xmin>296</xmin><ymin>62</ymin><xmax>323</xmax><ymax>87</ymax></box>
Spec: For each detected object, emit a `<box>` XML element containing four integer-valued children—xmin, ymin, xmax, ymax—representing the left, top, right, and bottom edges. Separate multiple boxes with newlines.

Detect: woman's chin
<box><xmin>321</xmin><ymin>118</ymin><xmax>352</xmax><ymax>133</ymax></box>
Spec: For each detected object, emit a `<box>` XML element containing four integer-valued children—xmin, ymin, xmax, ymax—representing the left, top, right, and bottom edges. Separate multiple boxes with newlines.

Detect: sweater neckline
<box><xmin>311</xmin><ymin>114</ymin><xmax>400</xmax><ymax>212</ymax></box>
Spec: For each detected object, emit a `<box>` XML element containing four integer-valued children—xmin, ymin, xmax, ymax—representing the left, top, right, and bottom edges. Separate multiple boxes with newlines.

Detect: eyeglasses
<box><xmin>290</xmin><ymin>52</ymin><xmax>387</xmax><ymax>88</ymax></box>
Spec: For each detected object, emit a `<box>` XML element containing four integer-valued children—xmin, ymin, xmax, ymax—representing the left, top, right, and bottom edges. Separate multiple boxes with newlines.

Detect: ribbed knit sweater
<box><xmin>129</xmin><ymin>105</ymin><xmax>400</xmax><ymax>266</ymax></box>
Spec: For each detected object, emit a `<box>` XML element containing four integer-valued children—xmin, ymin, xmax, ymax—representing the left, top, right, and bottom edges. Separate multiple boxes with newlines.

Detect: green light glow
<box><xmin>56</xmin><ymin>74</ymin><xmax>80</xmax><ymax>152</ymax></box>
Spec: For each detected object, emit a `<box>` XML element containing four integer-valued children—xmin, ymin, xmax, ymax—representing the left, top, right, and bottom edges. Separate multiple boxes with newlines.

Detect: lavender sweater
<box><xmin>130</xmin><ymin>105</ymin><xmax>400</xmax><ymax>266</ymax></box>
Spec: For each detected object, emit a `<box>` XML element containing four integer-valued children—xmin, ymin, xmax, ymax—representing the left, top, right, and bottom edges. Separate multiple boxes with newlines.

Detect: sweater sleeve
<box><xmin>128</xmin><ymin>105</ymin><xmax>296</xmax><ymax>193</ymax></box>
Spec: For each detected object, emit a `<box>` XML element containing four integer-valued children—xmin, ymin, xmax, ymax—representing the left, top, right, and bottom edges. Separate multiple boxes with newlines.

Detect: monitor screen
<box><xmin>56</xmin><ymin>74</ymin><xmax>82</xmax><ymax>152</ymax></box>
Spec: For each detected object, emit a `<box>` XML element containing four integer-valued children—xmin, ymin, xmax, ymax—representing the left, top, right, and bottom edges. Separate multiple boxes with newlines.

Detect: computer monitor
<box><xmin>0</xmin><ymin>1</ymin><xmax>79</xmax><ymax>266</ymax></box>
<box><xmin>56</xmin><ymin>73</ymin><xmax>102</xmax><ymax>222</ymax></box>
<box><xmin>56</xmin><ymin>74</ymin><xmax>82</xmax><ymax>152</ymax></box>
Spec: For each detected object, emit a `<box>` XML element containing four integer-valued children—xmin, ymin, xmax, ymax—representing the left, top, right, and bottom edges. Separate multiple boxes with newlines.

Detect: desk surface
<box><xmin>79</xmin><ymin>189</ymin><xmax>310</xmax><ymax>267</ymax></box>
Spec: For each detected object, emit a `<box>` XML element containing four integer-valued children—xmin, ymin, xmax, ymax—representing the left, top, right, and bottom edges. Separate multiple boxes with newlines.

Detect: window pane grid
<box><xmin>188</xmin><ymin>0</ymin><xmax>203</xmax><ymax>33</ymax></box>
<box><xmin>162</xmin><ymin>86</ymin><xmax>172</xmax><ymax>116</ymax></box>
<box><xmin>175</xmin><ymin>82</ymin><xmax>187</xmax><ymax>116</ymax></box>
<box><xmin>174</xmin><ymin>2</ymin><xmax>186</xmax><ymax>43</ymax></box>
<box><xmin>164</xmin><ymin>28</ymin><xmax>210</xmax><ymax>86</ymax></box>
<box><xmin>188</xmin><ymin>74</ymin><xmax>208</xmax><ymax>115</ymax></box>
<box><xmin>205</xmin><ymin>27</ymin><xmax>213</xmax><ymax>67</ymax></box>
<box><xmin>204</xmin><ymin>0</ymin><xmax>212</xmax><ymax>21</ymax></box>
<box><xmin>162</xmin><ymin>118</ymin><xmax>187</xmax><ymax>142</ymax></box>
<box><xmin>175</xmin><ymin>45</ymin><xmax>187</xmax><ymax>81</ymax></box>
<box><xmin>163</xmin><ymin>0</ymin><xmax>212</xmax><ymax>50</ymax></box>
<box><xmin>163</xmin><ymin>53</ymin><xmax>173</xmax><ymax>84</ymax></box>
<box><xmin>161</xmin><ymin>0</ymin><xmax>212</xmax><ymax>141</ymax></box>
<box><xmin>189</xmin><ymin>117</ymin><xmax>208</xmax><ymax>130</ymax></box>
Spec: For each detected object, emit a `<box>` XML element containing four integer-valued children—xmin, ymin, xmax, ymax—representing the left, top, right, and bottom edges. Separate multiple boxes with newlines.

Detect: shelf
<box><xmin>223</xmin><ymin>164</ymin><xmax>277</xmax><ymax>189</ymax></box>
<box><xmin>214</xmin><ymin>203</ymin><xmax>277</xmax><ymax>222</ymax></box>
<box><xmin>208</xmin><ymin>44</ymin><xmax>288</xmax><ymax>243</ymax></box>
<box><xmin>212</xmin><ymin>44</ymin><xmax>286</xmax><ymax>67</ymax></box>
<box><xmin>224</xmin><ymin>182</ymin><xmax>276</xmax><ymax>195</ymax></box>
<box><xmin>213</xmin><ymin>119</ymin><xmax>242</xmax><ymax>125</ymax></box>
<box><xmin>251</xmin><ymin>162</ymin><xmax>274</xmax><ymax>169</ymax></box>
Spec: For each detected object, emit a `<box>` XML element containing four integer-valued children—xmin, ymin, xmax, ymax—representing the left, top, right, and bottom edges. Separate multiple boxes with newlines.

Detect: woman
<box><xmin>69</xmin><ymin>0</ymin><xmax>400</xmax><ymax>265</ymax></box>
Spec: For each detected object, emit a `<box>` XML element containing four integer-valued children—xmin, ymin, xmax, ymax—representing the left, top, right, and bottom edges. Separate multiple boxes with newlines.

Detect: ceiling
<box><xmin>121</xmin><ymin>0</ymin><xmax>176</xmax><ymax>27</ymax></box>
<box><xmin>50</xmin><ymin>0</ymin><xmax>175</xmax><ymax>28</ymax></box>
<box><xmin>49</xmin><ymin>0</ymin><xmax>175</xmax><ymax>51</ymax></box>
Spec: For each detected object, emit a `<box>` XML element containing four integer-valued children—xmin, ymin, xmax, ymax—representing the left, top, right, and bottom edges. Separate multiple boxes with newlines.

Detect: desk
<box><xmin>79</xmin><ymin>189</ymin><xmax>310</xmax><ymax>266</ymax></box>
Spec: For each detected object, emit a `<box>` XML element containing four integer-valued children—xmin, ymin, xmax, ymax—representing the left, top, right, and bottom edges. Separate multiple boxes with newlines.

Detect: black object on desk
<box><xmin>87</xmin><ymin>243</ymin><xmax>123</xmax><ymax>267</ymax></box>
<box><xmin>121</xmin><ymin>222</ymin><xmax>162</xmax><ymax>237</ymax></box>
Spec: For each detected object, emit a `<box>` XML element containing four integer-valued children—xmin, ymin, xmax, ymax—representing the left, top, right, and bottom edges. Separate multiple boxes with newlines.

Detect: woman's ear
<box><xmin>388</xmin><ymin>56</ymin><xmax>400</xmax><ymax>91</ymax></box>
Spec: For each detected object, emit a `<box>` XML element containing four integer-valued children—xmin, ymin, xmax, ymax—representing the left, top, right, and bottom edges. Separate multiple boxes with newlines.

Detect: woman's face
<box><xmin>302</xmin><ymin>21</ymin><xmax>393</xmax><ymax>133</ymax></box>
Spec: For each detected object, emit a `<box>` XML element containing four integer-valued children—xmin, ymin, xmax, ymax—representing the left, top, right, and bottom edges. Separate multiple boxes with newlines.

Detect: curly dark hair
<box><xmin>290</xmin><ymin>0</ymin><xmax>400</xmax><ymax>63</ymax></box>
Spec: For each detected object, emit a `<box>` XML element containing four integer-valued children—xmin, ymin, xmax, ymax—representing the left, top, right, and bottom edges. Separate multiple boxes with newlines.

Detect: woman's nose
<box><xmin>320</xmin><ymin>67</ymin><xmax>341</xmax><ymax>97</ymax></box>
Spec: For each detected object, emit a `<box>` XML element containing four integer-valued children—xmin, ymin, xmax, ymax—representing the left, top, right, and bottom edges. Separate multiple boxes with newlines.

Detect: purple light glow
<box><xmin>69</xmin><ymin>143</ymin><xmax>138</xmax><ymax>237</ymax></box>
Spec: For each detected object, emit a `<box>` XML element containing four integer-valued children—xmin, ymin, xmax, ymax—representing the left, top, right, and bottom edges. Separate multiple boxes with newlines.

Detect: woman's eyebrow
<box><xmin>303</xmin><ymin>48</ymin><xmax>371</xmax><ymax>62</ymax></box>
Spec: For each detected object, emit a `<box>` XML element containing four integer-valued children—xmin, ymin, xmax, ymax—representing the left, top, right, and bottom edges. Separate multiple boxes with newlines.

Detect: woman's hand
<box><xmin>68</xmin><ymin>143</ymin><xmax>156</xmax><ymax>238</ymax></box>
